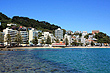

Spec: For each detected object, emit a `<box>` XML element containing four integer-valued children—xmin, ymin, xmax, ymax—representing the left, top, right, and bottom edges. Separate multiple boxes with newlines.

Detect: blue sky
<box><xmin>0</xmin><ymin>0</ymin><xmax>110</xmax><ymax>35</ymax></box>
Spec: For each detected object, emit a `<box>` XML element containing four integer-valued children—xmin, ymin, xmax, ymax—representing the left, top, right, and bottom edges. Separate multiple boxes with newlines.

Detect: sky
<box><xmin>0</xmin><ymin>0</ymin><xmax>110</xmax><ymax>35</ymax></box>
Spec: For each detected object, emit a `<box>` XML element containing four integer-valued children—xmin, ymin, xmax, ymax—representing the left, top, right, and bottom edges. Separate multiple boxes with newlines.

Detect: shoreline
<box><xmin>7</xmin><ymin>46</ymin><xmax>110</xmax><ymax>49</ymax></box>
<box><xmin>0</xmin><ymin>46</ymin><xmax>110</xmax><ymax>50</ymax></box>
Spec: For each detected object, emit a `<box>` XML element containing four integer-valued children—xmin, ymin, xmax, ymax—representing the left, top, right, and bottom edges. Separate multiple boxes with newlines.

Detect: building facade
<box><xmin>64</xmin><ymin>34</ymin><xmax>71</xmax><ymax>46</ymax></box>
<box><xmin>81</xmin><ymin>31</ymin><xmax>88</xmax><ymax>46</ymax></box>
<box><xmin>3</xmin><ymin>28</ymin><xmax>18</xmax><ymax>46</ymax></box>
<box><xmin>42</xmin><ymin>32</ymin><xmax>55</xmax><ymax>43</ymax></box>
<box><xmin>55</xmin><ymin>28</ymin><xmax>63</xmax><ymax>40</ymax></box>
<box><xmin>29</xmin><ymin>29</ymin><xmax>38</xmax><ymax>44</ymax></box>
<box><xmin>19</xmin><ymin>31</ymin><xmax>28</xmax><ymax>44</ymax></box>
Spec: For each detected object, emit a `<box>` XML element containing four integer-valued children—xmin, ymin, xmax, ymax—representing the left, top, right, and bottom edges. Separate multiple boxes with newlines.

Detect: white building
<box><xmin>19</xmin><ymin>31</ymin><xmax>28</xmax><ymax>44</ymax></box>
<box><xmin>42</xmin><ymin>32</ymin><xmax>50</xmax><ymax>40</ymax></box>
<box><xmin>42</xmin><ymin>32</ymin><xmax>55</xmax><ymax>43</ymax></box>
<box><xmin>74</xmin><ymin>31</ymin><xmax>81</xmax><ymax>34</ymax></box>
<box><xmin>7</xmin><ymin>23</ymin><xmax>16</xmax><ymax>26</ymax></box>
<box><xmin>82</xmin><ymin>31</ymin><xmax>88</xmax><ymax>36</ymax></box>
<box><xmin>55</xmin><ymin>28</ymin><xmax>63</xmax><ymax>40</ymax></box>
<box><xmin>29</xmin><ymin>29</ymin><xmax>38</xmax><ymax>44</ymax></box>
<box><xmin>81</xmin><ymin>31</ymin><xmax>88</xmax><ymax>46</ymax></box>
<box><xmin>3</xmin><ymin>28</ymin><xmax>18</xmax><ymax>46</ymax></box>
<box><xmin>81</xmin><ymin>37</ymin><xmax>86</xmax><ymax>46</ymax></box>
<box><xmin>64</xmin><ymin>34</ymin><xmax>71</xmax><ymax>46</ymax></box>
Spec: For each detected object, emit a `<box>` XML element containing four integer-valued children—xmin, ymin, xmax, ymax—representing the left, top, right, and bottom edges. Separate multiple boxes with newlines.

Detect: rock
<box><xmin>0</xmin><ymin>53</ymin><xmax>5</xmax><ymax>55</ymax></box>
<box><xmin>50</xmin><ymin>69</ymin><xmax>58</xmax><ymax>72</ymax></box>
<box><xmin>15</xmin><ymin>49</ymin><xmax>17</xmax><ymax>51</ymax></box>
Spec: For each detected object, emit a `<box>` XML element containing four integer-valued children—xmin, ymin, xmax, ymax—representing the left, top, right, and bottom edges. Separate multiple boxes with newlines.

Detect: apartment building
<box><xmin>19</xmin><ymin>31</ymin><xmax>28</xmax><ymax>44</ymax></box>
<box><xmin>3</xmin><ymin>28</ymin><xmax>18</xmax><ymax>45</ymax></box>
<box><xmin>64</xmin><ymin>34</ymin><xmax>71</xmax><ymax>46</ymax></box>
<box><xmin>42</xmin><ymin>32</ymin><xmax>55</xmax><ymax>43</ymax></box>
<box><xmin>55</xmin><ymin>28</ymin><xmax>63</xmax><ymax>40</ymax></box>
<box><xmin>81</xmin><ymin>31</ymin><xmax>88</xmax><ymax>46</ymax></box>
<box><xmin>29</xmin><ymin>29</ymin><xmax>38</xmax><ymax>44</ymax></box>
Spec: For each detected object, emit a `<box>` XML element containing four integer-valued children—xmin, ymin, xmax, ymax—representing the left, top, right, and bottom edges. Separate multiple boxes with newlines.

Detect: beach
<box><xmin>7</xmin><ymin>46</ymin><xmax>110</xmax><ymax>50</ymax></box>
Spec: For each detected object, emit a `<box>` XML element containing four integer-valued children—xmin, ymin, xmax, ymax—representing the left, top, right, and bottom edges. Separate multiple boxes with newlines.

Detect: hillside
<box><xmin>0</xmin><ymin>12</ymin><xmax>61</xmax><ymax>33</ymax></box>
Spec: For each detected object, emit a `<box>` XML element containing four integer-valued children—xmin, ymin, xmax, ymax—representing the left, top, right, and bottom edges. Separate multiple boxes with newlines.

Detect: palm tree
<box><xmin>5</xmin><ymin>34</ymin><xmax>12</xmax><ymax>46</ymax></box>
<box><xmin>32</xmin><ymin>36</ymin><xmax>38</xmax><ymax>45</ymax></box>
<box><xmin>14</xmin><ymin>33</ymin><xmax>22</xmax><ymax>46</ymax></box>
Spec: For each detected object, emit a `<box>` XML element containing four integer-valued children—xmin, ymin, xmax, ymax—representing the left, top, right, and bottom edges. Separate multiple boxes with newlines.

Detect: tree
<box><xmin>71</xmin><ymin>40</ymin><xmax>78</xmax><ymax>46</ymax></box>
<box><xmin>95</xmin><ymin>32</ymin><xmax>110</xmax><ymax>44</ymax></box>
<box><xmin>61</xmin><ymin>39</ymin><xmax>63</xmax><ymax>41</ymax></box>
<box><xmin>86</xmin><ymin>43</ymin><xmax>89</xmax><ymax>46</ymax></box>
<box><xmin>91</xmin><ymin>41</ymin><xmax>94</xmax><ymax>46</ymax></box>
<box><xmin>26</xmin><ymin>40</ymin><xmax>29</xmax><ymax>45</ymax></box>
<box><xmin>84</xmin><ymin>34</ymin><xmax>89</xmax><ymax>39</ymax></box>
<box><xmin>32</xmin><ymin>36</ymin><xmax>38</xmax><ymax>45</ymax></box>
<box><xmin>46</xmin><ymin>35</ymin><xmax>51</xmax><ymax>44</ymax></box>
<box><xmin>41</xmin><ymin>39</ymin><xmax>45</xmax><ymax>44</ymax></box>
<box><xmin>0</xmin><ymin>12</ymin><xmax>61</xmax><ymax>33</ymax></box>
<box><xmin>65</xmin><ymin>37</ymin><xmax>68</xmax><ymax>46</ymax></box>
<box><xmin>15</xmin><ymin>33</ymin><xmax>22</xmax><ymax>46</ymax></box>
<box><xmin>5</xmin><ymin>34</ymin><xmax>11</xmax><ymax>46</ymax></box>
<box><xmin>0</xmin><ymin>32</ymin><xmax>4</xmax><ymax>44</ymax></box>
<box><xmin>56</xmin><ymin>39</ymin><xmax>59</xmax><ymax>43</ymax></box>
<box><xmin>38</xmin><ymin>32</ymin><xmax>42</xmax><ymax>38</ymax></box>
<box><xmin>79</xmin><ymin>33</ymin><xmax>82</xmax><ymax>38</ymax></box>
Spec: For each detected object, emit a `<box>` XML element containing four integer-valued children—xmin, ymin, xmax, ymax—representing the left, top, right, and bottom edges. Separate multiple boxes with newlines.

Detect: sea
<box><xmin>0</xmin><ymin>48</ymin><xmax>110</xmax><ymax>73</ymax></box>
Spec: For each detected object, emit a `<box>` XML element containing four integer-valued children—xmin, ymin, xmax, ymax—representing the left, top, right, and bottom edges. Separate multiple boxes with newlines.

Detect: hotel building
<box><xmin>55</xmin><ymin>28</ymin><xmax>63</xmax><ymax>40</ymax></box>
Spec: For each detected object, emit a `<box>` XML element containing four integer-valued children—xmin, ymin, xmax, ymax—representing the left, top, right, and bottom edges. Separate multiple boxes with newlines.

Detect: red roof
<box><xmin>20</xmin><ymin>26</ymin><xmax>22</xmax><ymax>28</ymax></box>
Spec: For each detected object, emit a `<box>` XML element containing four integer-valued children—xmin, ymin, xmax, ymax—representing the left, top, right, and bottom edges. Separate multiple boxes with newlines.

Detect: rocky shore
<box><xmin>0</xmin><ymin>48</ymin><xmax>14</xmax><ymax>51</ymax></box>
<box><xmin>0</xmin><ymin>48</ymin><xmax>25</xmax><ymax>51</ymax></box>
<box><xmin>0</xmin><ymin>46</ymin><xmax>110</xmax><ymax>51</ymax></box>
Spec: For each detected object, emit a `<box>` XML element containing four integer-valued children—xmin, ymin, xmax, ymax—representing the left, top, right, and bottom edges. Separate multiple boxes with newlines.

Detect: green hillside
<box><xmin>0</xmin><ymin>12</ymin><xmax>61</xmax><ymax>33</ymax></box>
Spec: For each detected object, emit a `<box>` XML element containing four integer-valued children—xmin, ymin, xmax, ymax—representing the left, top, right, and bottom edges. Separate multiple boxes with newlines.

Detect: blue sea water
<box><xmin>0</xmin><ymin>48</ymin><xmax>110</xmax><ymax>73</ymax></box>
